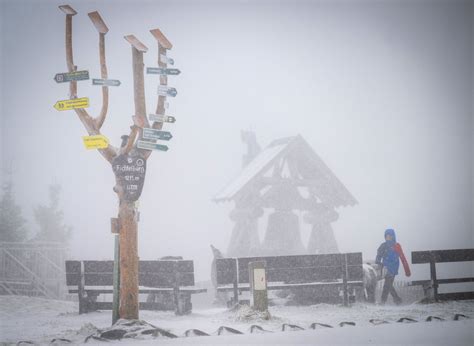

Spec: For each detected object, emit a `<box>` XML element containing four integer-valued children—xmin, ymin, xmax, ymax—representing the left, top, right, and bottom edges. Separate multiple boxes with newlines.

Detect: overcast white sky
<box><xmin>1</xmin><ymin>0</ymin><xmax>472</xmax><ymax>281</ymax></box>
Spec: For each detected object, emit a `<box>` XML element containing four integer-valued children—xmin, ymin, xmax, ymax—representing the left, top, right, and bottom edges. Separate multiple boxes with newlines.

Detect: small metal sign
<box><xmin>112</xmin><ymin>153</ymin><xmax>146</xmax><ymax>202</ymax></box>
<box><xmin>149</xmin><ymin>114</ymin><xmax>176</xmax><ymax>123</ymax></box>
<box><xmin>137</xmin><ymin>140</ymin><xmax>168</xmax><ymax>152</ymax></box>
<box><xmin>157</xmin><ymin>86</ymin><xmax>177</xmax><ymax>97</ymax></box>
<box><xmin>92</xmin><ymin>78</ymin><xmax>121</xmax><ymax>86</ymax></box>
<box><xmin>54</xmin><ymin>70</ymin><xmax>89</xmax><ymax>83</ymax></box>
<box><xmin>160</xmin><ymin>54</ymin><xmax>174</xmax><ymax>65</ymax></box>
<box><xmin>82</xmin><ymin>135</ymin><xmax>109</xmax><ymax>149</ymax></box>
<box><xmin>54</xmin><ymin>97</ymin><xmax>89</xmax><ymax>111</ymax></box>
<box><xmin>143</xmin><ymin>128</ymin><xmax>173</xmax><ymax>141</ymax></box>
<box><xmin>147</xmin><ymin>67</ymin><xmax>181</xmax><ymax>75</ymax></box>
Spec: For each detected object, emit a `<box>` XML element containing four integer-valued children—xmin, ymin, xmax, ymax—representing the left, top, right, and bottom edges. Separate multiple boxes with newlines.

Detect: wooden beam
<box><xmin>150</xmin><ymin>28</ymin><xmax>173</xmax><ymax>49</ymax></box>
<box><xmin>124</xmin><ymin>35</ymin><xmax>148</xmax><ymax>52</ymax></box>
<box><xmin>59</xmin><ymin>5</ymin><xmax>77</xmax><ymax>15</ymax></box>
<box><xmin>88</xmin><ymin>11</ymin><xmax>109</xmax><ymax>34</ymax></box>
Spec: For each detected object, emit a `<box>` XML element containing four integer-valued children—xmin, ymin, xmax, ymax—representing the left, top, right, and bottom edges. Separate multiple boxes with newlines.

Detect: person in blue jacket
<box><xmin>375</xmin><ymin>228</ymin><xmax>411</xmax><ymax>305</ymax></box>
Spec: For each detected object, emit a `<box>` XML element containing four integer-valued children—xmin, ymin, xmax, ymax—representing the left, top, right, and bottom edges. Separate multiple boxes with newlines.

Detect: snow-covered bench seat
<box><xmin>410</xmin><ymin>248</ymin><xmax>474</xmax><ymax>302</ymax></box>
<box><xmin>65</xmin><ymin>260</ymin><xmax>206</xmax><ymax>315</ymax></box>
<box><xmin>216</xmin><ymin>252</ymin><xmax>364</xmax><ymax>307</ymax></box>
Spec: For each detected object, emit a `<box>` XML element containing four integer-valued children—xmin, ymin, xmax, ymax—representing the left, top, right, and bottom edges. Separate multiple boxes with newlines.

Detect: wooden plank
<box><xmin>150</xmin><ymin>28</ymin><xmax>173</xmax><ymax>49</ymax></box>
<box><xmin>216</xmin><ymin>258</ymin><xmax>237</xmax><ymax>285</ymax></box>
<box><xmin>88</xmin><ymin>11</ymin><xmax>109</xmax><ymax>34</ymax></box>
<box><xmin>65</xmin><ymin>260</ymin><xmax>81</xmax><ymax>285</ymax></box>
<box><xmin>124</xmin><ymin>35</ymin><xmax>148</xmax><ymax>52</ymax></box>
<box><xmin>59</xmin><ymin>5</ymin><xmax>77</xmax><ymax>15</ymax></box>
<box><xmin>412</xmin><ymin>249</ymin><xmax>474</xmax><ymax>264</ymax></box>
<box><xmin>437</xmin><ymin>292</ymin><xmax>474</xmax><ymax>301</ymax></box>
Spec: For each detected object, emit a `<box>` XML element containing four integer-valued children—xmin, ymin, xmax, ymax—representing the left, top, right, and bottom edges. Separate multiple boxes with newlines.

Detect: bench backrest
<box><xmin>216</xmin><ymin>253</ymin><xmax>363</xmax><ymax>285</ymax></box>
<box><xmin>65</xmin><ymin>260</ymin><xmax>195</xmax><ymax>288</ymax></box>
<box><xmin>412</xmin><ymin>249</ymin><xmax>474</xmax><ymax>264</ymax></box>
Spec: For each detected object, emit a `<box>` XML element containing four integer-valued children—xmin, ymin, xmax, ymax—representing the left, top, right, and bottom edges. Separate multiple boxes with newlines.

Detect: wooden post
<box><xmin>233</xmin><ymin>259</ymin><xmax>239</xmax><ymax>305</ymax></box>
<box><xmin>249</xmin><ymin>261</ymin><xmax>268</xmax><ymax>312</ymax></box>
<box><xmin>342</xmin><ymin>253</ymin><xmax>349</xmax><ymax>307</ymax></box>
<box><xmin>429</xmin><ymin>252</ymin><xmax>438</xmax><ymax>302</ymax></box>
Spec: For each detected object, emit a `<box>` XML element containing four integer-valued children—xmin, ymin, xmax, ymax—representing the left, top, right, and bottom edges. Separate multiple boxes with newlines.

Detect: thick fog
<box><xmin>0</xmin><ymin>0</ymin><xmax>472</xmax><ymax>281</ymax></box>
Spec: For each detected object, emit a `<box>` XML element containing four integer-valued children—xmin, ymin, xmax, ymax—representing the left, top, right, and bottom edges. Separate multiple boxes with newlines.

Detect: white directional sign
<box><xmin>147</xmin><ymin>67</ymin><xmax>181</xmax><ymax>75</ymax></box>
<box><xmin>143</xmin><ymin>128</ymin><xmax>173</xmax><ymax>141</ymax></box>
<box><xmin>157</xmin><ymin>86</ymin><xmax>177</xmax><ymax>97</ymax></box>
<box><xmin>92</xmin><ymin>78</ymin><xmax>121</xmax><ymax>86</ymax></box>
<box><xmin>160</xmin><ymin>54</ymin><xmax>174</xmax><ymax>65</ymax></box>
<box><xmin>149</xmin><ymin>114</ymin><xmax>176</xmax><ymax>123</ymax></box>
<box><xmin>137</xmin><ymin>140</ymin><xmax>168</xmax><ymax>152</ymax></box>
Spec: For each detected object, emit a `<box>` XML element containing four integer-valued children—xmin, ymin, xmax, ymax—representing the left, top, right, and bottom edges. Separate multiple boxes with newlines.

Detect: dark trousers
<box><xmin>381</xmin><ymin>275</ymin><xmax>401</xmax><ymax>304</ymax></box>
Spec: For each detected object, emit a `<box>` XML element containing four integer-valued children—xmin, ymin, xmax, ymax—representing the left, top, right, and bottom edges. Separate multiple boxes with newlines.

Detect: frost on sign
<box><xmin>112</xmin><ymin>153</ymin><xmax>146</xmax><ymax>202</ymax></box>
<box><xmin>253</xmin><ymin>268</ymin><xmax>266</xmax><ymax>291</ymax></box>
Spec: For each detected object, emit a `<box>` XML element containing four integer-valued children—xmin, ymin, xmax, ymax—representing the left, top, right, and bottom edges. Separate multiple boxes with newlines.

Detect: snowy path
<box><xmin>0</xmin><ymin>296</ymin><xmax>473</xmax><ymax>344</ymax></box>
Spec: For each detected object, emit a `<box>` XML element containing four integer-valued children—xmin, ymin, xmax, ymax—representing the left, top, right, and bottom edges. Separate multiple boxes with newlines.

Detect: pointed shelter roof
<box><xmin>213</xmin><ymin>135</ymin><xmax>357</xmax><ymax>209</ymax></box>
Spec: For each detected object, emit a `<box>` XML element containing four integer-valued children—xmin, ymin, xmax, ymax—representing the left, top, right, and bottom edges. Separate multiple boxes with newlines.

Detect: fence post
<box><xmin>112</xmin><ymin>234</ymin><xmax>120</xmax><ymax>324</ymax></box>
<box><xmin>429</xmin><ymin>252</ymin><xmax>438</xmax><ymax>302</ymax></box>
<box><xmin>342</xmin><ymin>253</ymin><xmax>349</xmax><ymax>306</ymax></box>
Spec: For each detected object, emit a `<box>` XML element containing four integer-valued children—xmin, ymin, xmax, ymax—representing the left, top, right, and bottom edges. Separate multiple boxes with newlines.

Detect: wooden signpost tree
<box><xmin>56</xmin><ymin>4</ymin><xmax>179</xmax><ymax>320</ymax></box>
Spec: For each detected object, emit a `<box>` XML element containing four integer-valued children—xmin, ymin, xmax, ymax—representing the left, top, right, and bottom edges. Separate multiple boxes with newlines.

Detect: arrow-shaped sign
<box><xmin>54</xmin><ymin>70</ymin><xmax>89</xmax><ymax>83</ymax></box>
<box><xmin>149</xmin><ymin>114</ymin><xmax>176</xmax><ymax>123</ymax></box>
<box><xmin>53</xmin><ymin>97</ymin><xmax>89</xmax><ymax>111</ymax></box>
<box><xmin>137</xmin><ymin>140</ymin><xmax>168</xmax><ymax>152</ymax></box>
<box><xmin>147</xmin><ymin>67</ymin><xmax>181</xmax><ymax>76</ymax></box>
<box><xmin>143</xmin><ymin>128</ymin><xmax>173</xmax><ymax>141</ymax></box>
<box><xmin>82</xmin><ymin>135</ymin><xmax>109</xmax><ymax>149</ymax></box>
<box><xmin>92</xmin><ymin>78</ymin><xmax>121</xmax><ymax>86</ymax></box>
<box><xmin>157</xmin><ymin>86</ymin><xmax>177</xmax><ymax>97</ymax></box>
<box><xmin>160</xmin><ymin>54</ymin><xmax>174</xmax><ymax>65</ymax></box>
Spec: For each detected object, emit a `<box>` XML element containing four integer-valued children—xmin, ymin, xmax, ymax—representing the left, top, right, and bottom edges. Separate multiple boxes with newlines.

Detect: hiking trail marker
<box><xmin>143</xmin><ymin>128</ymin><xmax>173</xmax><ymax>141</ymax></box>
<box><xmin>149</xmin><ymin>114</ymin><xmax>176</xmax><ymax>123</ymax></box>
<box><xmin>82</xmin><ymin>135</ymin><xmax>109</xmax><ymax>149</ymax></box>
<box><xmin>54</xmin><ymin>70</ymin><xmax>89</xmax><ymax>83</ymax></box>
<box><xmin>160</xmin><ymin>54</ymin><xmax>174</xmax><ymax>65</ymax></box>
<box><xmin>147</xmin><ymin>67</ymin><xmax>181</xmax><ymax>75</ymax></box>
<box><xmin>112</xmin><ymin>153</ymin><xmax>147</xmax><ymax>202</ymax></box>
<box><xmin>92</xmin><ymin>78</ymin><xmax>121</xmax><ymax>86</ymax></box>
<box><xmin>157</xmin><ymin>86</ymin><xmax>177</xmax><ymax>97</ymax></box>
<box><xmin>54</xmin><ymin>97</ymin><xmax>89</xmax><ymax>111</ymax></box>
<box><xmin>137</xmin><ymin>140</ymin><xmax>169</xmax><ymax>151</ymax></box>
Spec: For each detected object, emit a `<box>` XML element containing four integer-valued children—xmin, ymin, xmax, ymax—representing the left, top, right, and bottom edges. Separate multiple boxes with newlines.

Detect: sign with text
<box><xmin>54</xmin><ymin>97</ymin><xmax>89</xmax><ymax>111</ymax></box>
<box><xmin>143</xmin><ymin>128</ymin><xmax>173</xmax><ymax>141</ymax></box>
<box><xmin>92</xmin><ymin>78</ymin><xmax>121</xmax><ymax>86</ymax></box>
<box><xmin>147</xmin><ymin>67</ymin><xmax>181</xmax><ymax>75</ymax></box>
<box><xmin>82</xmin><ymin>135</ymin><xmax>109</xmax><ymax>149</ymax></box>
<box><xmin>149</xmin><ymin>114</ymin><xmax>176</xmax><ymax>123</ymax></box>
<box><xmin>54</xmin><ymin>70</ymin><xmax>89</xmax><ymax>83</ymax></box>
<box><xmin>160</xmin><ymin>54</ymin><xmax>174</xmax><ymax>65</ymax></box>
<box><xmin>137</xmin><ymin>140</ymin><xmax>168</xmax><ymax>152</ymax></box>
<box><xmin>157</xmin><ymin>86</ymin><xmax>177</xmax><ymax>97</ymax></box>
<box><xmin>112</xmin><ymin>153</ymin><xmax>146</xmax><ymax>202</ymax></box>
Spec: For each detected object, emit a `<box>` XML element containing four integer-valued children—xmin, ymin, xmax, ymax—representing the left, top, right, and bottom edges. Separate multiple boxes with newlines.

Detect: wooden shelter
<box><xmin>213</xmin><ymin>134</ymin><xmax>357</xmax><ymax>257</ymax></box>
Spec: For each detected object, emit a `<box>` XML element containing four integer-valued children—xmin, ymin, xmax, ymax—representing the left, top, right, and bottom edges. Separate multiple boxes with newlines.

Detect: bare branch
<box><xmin>88</xmin><ymin>12</ymin><xmax>109</xmax><ymax>129</ymax></box>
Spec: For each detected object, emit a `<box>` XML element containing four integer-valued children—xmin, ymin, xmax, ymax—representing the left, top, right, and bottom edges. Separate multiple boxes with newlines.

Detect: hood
<box><xmin>384</xmin><ymin>228</ymin><xmax>397</xmax><ymax>242</ymax></box>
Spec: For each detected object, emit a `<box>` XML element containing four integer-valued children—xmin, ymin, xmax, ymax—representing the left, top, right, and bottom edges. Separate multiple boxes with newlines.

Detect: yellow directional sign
<box><xmin>54</xmin><ymin>97</ymin><xmax>89</xmax><ymax>111</ymax></box>
<box><xmin>82</xmin><ymin>135</ymin><xmax>109</xmax><ymax>150</ymax></box>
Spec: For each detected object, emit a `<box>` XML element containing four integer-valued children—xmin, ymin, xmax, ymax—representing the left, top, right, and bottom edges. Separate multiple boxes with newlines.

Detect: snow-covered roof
<box><xmin>213</xmin><ymin>135</ymin><xmax>357</xmax><ymax>208</ymax></box>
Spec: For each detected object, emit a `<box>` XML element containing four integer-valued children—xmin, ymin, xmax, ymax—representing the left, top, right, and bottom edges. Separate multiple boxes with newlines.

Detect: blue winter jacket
<box><xmin>376</xmin><ymin>229</ymin><xmax>400</xmax><ymax>276</ymax></box>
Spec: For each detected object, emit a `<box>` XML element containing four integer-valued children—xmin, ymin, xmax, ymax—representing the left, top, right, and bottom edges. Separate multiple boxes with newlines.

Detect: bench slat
<box><xmin>412</xmin><ymin>249</ymin><xmax>474</xmax><ymax>264</ymax></box>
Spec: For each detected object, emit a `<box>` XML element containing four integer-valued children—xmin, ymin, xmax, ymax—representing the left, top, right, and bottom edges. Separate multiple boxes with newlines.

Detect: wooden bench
<box><xmin>216</xmin><ymin>252</ymin><xmax>363</xmax><ymax>307</ymax></box>
<box><xmin>65</xmin><ymin>260</ymin><xmax>206</xmax><ymax>315</ymax></box>
<box><xmin>410</xmin><ymin>248</ymin><xmax>474</xmax><ymax>302</ymax></box>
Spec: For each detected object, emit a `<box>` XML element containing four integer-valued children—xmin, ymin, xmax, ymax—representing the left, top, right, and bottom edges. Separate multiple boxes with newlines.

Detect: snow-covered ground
<box><xmin>1</xmin><ymin>295</ymin><xmax>473</xmax><ymax>345</ymax></box>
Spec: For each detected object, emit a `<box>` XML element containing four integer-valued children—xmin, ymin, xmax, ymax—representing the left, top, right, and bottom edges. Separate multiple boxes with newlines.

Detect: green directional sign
<box><xmin>92</xmin><ymin>78</ymin><xmax>121</xmax><ymax>86</ymax></box>
<box><xmin>147</xmin><ymin>67</ymin><xmax>181</xmax><ymax>75</ymax></box>
<box><xmin>137</xmin><ymin>140</ymin><xmax>168</xmax><ymax>151</ymax></box>
<box><xmin>143</xmin><ymin>128</ymin><xmax>173</xmax><ymax>141</ymax></box>
<box><xmin>149</xmin><ymin>114</ymin><xmax>176</xmax><ymax>123</ymax></box>
<box><xmin>54</xmin><ymin>70</ymin><xmax>89</xmax><ymax>83</ymax></box>
<box><xmin>157</xmin><ymin>86</ymin><xmax>177</xmax><ymax>97</ymax></box>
